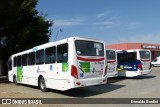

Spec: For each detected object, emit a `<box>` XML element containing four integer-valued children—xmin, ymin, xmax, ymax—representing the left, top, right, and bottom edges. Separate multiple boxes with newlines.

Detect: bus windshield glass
<box><xmin>75</xmin><ymin>40</ymin><xmax>104</xmax><ymax>56</ymax></box>
<box><xmin>106</xmin><ymin>50</ymin><xmax>116</xmax><ymax>60</ymax></box>
<box><xmin>139</xmin><ymin>51</ymin><xmax>150</xmax><ymax>59</ymax></box>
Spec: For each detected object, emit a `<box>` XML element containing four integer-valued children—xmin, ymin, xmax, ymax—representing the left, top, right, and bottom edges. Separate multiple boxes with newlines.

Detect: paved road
<box><xmin>0</xmin><ymin>67</ymin><xmax>160</xmax><ymax>107</ymax></box>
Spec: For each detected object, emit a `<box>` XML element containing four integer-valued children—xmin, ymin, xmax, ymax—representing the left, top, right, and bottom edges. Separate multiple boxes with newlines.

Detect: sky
<box><xmin>36</xmin><ymin>0</ymin><xmax>160</xmax><ymax>44</ymax></box>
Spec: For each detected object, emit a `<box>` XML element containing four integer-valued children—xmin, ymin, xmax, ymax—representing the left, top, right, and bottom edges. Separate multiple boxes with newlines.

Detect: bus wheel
<box><xmin>13</xmin><ymin>75</ymin><xmax>18</xmax><ymax>85</ymax></box>
<box><xmin>39</xmin><ymin>77</ymin><xmax>48</xmax><ymax>92</ymax></box>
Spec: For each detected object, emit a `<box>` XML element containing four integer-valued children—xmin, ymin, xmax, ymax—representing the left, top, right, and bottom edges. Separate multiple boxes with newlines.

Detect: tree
<box><xmin>0</xmin><ymin>0</ymin><xmax>53</xmax><ymax>75</ymax></box>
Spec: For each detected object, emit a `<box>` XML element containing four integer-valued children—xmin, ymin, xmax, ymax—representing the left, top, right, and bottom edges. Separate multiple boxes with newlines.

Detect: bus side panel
<box><xmin>67</xmin><ymin>38</ymin><xmax>77</xmax><ymax>89</ymax></box>
<box><xmin>8</xmin><ymin>66</ymin><xmax>17</xmax><ymax>82</ymax></box>
<box><xmin>107</xmin><ymin>60</ymin><xmax>118</xmax><ymax>78</ymax></box>
<box><xmin>8</xmin><ymin>70</ymin><xmax>14</xmax><ymax>82</ymax></box>
<box><xmin>16</xmin><ymin>66</ymin><xmax>38</xmax><ymax>86</ymax></box>
<box><xmin>44</xmin><ymin>63</ymin><xmax>71</xmax><ymax>91</ymax></box>
<box><xmin>45</xmin><ymin>39</ymin><xmax>73</xmax><ymax>90</ymax></box>
<box><xmin>45</xmin><ymin>79</ymin><xmax>71</xmax><ymax>91</ymax></box>
<box><xmin>141</xmin><ymin>60</ymin><xmax>151</xmax><ymax>70</ymax></box>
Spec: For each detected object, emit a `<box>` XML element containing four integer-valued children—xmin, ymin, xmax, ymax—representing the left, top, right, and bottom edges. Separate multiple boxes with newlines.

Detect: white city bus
<box><xmin>7</xmin><ymin>37</ymin><xmax>107</xmax><ymax>91</ymax></box>
<box><xmin>117</xmin><ymin>49</ymin><xmax>151</xmax><ymax>77</ymax></box>
<box><xmin>106</xmin><ymin>49</ymin><xmax>118</xmax><ymax>78</ymax></box>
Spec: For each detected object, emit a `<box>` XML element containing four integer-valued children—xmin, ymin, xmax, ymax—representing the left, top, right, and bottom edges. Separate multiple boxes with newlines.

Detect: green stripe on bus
<box><xmin>17</xmin><ymin>66</ymin><xmax>23</xmax><ymax>81</ymax></box>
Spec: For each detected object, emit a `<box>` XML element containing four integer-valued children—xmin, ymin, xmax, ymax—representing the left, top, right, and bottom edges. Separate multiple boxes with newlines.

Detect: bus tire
<box><xmin>39</xmin><ymin>77</ymin><xmax>48</xmax><ymax>92</ymax></box>
<box><xmin>13</xmin><ymin>75</ymin><xmax>18</xmax><ymax>85</ymax></box>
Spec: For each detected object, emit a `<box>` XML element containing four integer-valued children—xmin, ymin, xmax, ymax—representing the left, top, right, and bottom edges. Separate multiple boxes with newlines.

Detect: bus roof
<box><xmin>127</xmin><ymin>49</ymin><xmax>151</xmax><ymax>52</ymax></box>
<box><xmin>10</xmin><ymin>36</ymin><xmax>104</xmax><ymax>57</ymax></box>
<box><xmin>68</xmin><ymin>36</ymin><xmax>105</xmax><ymax>43</ymax></box>
<box><xmin>116</xmin><ymin>50</ymin><xmax>127</xmax><ymax>54</ymax></box>
<box><xmin>106</xmin><ymin>49</ymin><xmax>116</xmax><ymax>51</ymax></box>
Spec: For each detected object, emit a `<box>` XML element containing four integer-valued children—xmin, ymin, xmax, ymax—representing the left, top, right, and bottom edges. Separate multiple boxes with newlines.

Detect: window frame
<box><xmin>139</xmin><ymin>51</ymin><xmax>151</xmax><ymax>59</ymax></box>
<box><xmin>57</xmin><ymin>43</ymin><xmax>68</xmax><ymax>63</ymax></box>
<box><xmin>28</xmin><ymin>52</ymin><xmax>35</xmax><ymax>65</ymax></box>
<box><xmin>8</xmin><ymin>60</ymin><xmax>12</xmax><ymax>71</ymax></box>
<box><xmin>17</xmin><ymin>55</ymin><xmax>22</xmax><ymax>66</ymax></box>
<box><xmin>14</xmin><ymin>57</ymin><xmax>17</xmax><ymax>67</ymax></box>
<box><xmin>75</xmin><ymin>40</ymin><xmax>104</xmax><ymax>57</ymax></box>
<box><xmin>106</xmin><ymin>50</ymin><xmax>116</xmax><ymax>60</ymax></box>
<box><xmin>45</xmin><ymin>46</ymin><xmax>56</xmax><ymax>64</ymax></box>
<box><xmin>36</xmin><ymin>49</ymin><xmax>45</xmax><ymax>65</ymax></box>
<box><xmin>22</xmin><ymin>54</ymin><xmax>28</xmax><ymax>66</ymax></box>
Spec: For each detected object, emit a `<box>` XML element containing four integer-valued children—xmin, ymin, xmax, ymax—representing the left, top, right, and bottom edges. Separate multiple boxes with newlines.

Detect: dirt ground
<box><xmin>0</xmin><ymin>67</ymin><xmax>160</xmax><ymax>107</ymax></box>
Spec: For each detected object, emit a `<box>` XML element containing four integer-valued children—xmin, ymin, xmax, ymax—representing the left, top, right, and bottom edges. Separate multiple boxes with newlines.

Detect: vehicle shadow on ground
<box><xmin>0</xmin><ymin>76</ymin><xmax>9</xmax><ymax>83</ymax></box>
<box><xmin>115</xmin><ymin>75</ymin><xmax>156</xmax><ymax>80</ymax></box>
<box><xmin>128</xmin><ymin>75</ymin><xmax>156</xmax><ymax>80</ymax></box>
<box><xmin>107</xmin><ymin>77</ymin><xmax>125</xmax><ymax>83</ymax></box>
<box><xmin>50</xmin><ymin>84</ymin><xmax>125</xmax><ymax>97</ymax></box>
<box><xmin>0</xmin><ymin>79</ymin><xmax>9</xmax><ymax>83</ymax></box>
<box><xmin>12</xmin><ymin>82</ymin><xmax>125</xmax><ymax>98</ymax></box>
<box><xmin>107</xmin><ymin>75</ymin><xmax>156</xmax><ymax>84</ymax></box>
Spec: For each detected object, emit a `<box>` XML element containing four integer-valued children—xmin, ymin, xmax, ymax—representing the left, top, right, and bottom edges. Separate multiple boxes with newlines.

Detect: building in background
<box><xmin>106</xmin><ymin>43</ymin><xmax>160</xmax><ymax>60</ymax></box>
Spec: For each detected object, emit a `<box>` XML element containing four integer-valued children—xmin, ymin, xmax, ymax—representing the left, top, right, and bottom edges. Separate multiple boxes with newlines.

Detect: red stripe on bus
<box><xmin>141</xmin><ymin>59</ymin><xmax>150</xmax><ymax>62</ymax></box>
<box><xmin>77</xmin><ymin>56</ymin><xmax>104</xmax><ymax>62</ymax></box>
<box><xmin>107</xmin><ymin>60</ymin><xmax>116</xmax><ymax>63</ymax></box>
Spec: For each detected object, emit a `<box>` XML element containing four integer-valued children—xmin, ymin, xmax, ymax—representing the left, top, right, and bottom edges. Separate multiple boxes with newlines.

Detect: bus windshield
<box><xmin>139</xmin><ymin>51</ymin><xmax>150</xmax><ymax>59</ymax></box>
<box><xmin>117</xmin><ymin>52</ymin><xmax>137</xmax><ymax>63</ymax></box>
<box><xmin>75</xmin><ymin>40</ymin><xmax>104</xmax><ymax>56</ymax></box>
<box><xmin>106</xmin><ymin>50</ymin><xmax>116</xmax><ymax>60</ymax></box>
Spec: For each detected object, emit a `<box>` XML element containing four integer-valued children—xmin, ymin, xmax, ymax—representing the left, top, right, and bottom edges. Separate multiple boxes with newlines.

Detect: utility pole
<box><xmin>55</xmin><ymin>29</ymin><xmax>63</xmax><ymax>41</ymax></box>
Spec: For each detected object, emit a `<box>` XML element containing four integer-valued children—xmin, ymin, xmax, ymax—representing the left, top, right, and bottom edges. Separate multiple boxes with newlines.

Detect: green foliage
<box><xmin>0</xmin><ymin>0</ymin><xmax>53</xmax><ymax>59</ymax></box>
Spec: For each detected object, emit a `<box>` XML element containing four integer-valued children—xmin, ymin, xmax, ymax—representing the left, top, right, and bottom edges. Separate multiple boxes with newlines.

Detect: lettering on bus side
<box><xmin>80</xmin><ymin>73</ymin><xmax>84</xmax><ymax>77</ymax></box>
<box><xmin>94</xmin><ymin>62</ymin><xmax>104</xmax><ymax>64</ymax></box>
<box><xmin>50</xmin><ymin>65</ymin><xmax>53</xmax><ymax>71</ymax></box>
<box><xmin>117</xmin><ymin>65</ymin><xmax>125</xmax><ymax>72</ymax></box>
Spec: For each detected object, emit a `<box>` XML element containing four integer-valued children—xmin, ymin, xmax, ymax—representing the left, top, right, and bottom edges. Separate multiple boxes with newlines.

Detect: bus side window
<box><xmin>17</xmin><ymin>56</ymin><xmax>22</xmax><ymax>66</ymax></box>
<box><xmin>45</xmin><ymin>46</ymin><xmax>56</xmax><ymax>64</ymax></box>
<box><xmin>14</xmin><ymin>57</ymin><xmax>17</xmax><ymax>67</ymax></box>
<box><xmin>8</xmin><ymin>60</ymin><xmax>12</xmax><ymax>71</ymax></box>
<box><xmin>36</xmin><ymin>49</ymin><xmax>44</xmax><ymax>65</ymax></box>
<box><xmin>22</xmin><ymin>54</ymin><xmax>27</xmax><ymax>66</ymax></box>
<box><xmin>28</xmin><ymin>52</ymin><xmax>35</xmax><ymax>65</ymax></box>
<box><xmin>57</xmin><ymin>43</ymin><xmax>68</xmax><ymax>63</ymax></box>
